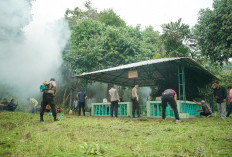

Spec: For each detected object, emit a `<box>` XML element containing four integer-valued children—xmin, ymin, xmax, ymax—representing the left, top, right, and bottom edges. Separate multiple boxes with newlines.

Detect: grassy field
<box><xmin>0</xmin><ymin>112</ymin><xmax>232</xmax><ymax>157</ymax></box>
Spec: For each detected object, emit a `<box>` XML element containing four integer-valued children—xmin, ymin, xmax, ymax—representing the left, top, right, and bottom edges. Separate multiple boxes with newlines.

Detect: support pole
<box><xmin>181</xmin><ymin>65</ymin><xmax>186</xmax><ymax>102</ymax></box>
<box><xmin>84</xmin><ymin>78</ymin><xmax>88</xmax><ymax>111</ymax></box>
<box><xmin>177</xmin><ymin>64</ymin><xmax>186</xmax><ymax>101</ymax></box>
<box><xmin>84</xmin><ymin>78</ymin><xmax>88</xmax><ymax>93</ymax></box>
<box><xmin>178</xmin><ymin>65</ymin><xmax>181</xmax><ymax>100</ymax></box>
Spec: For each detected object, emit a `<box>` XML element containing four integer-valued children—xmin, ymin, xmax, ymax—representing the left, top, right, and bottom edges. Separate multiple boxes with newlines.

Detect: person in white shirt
<box><xmin>109</xmin><ymin>84</ymin><xmax>120</xmax><ymax>117</ymax></box>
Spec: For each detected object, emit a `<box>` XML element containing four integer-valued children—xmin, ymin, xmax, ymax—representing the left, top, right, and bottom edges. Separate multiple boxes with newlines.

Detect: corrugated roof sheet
<box><xmin>73</xmin><ymin>57</ymin><xmax>218</xmax><ymax>100</ymax></box>
<box><xmin>75</xmin><ymin>57</ymin><xmax>183</xmax><ymax>77</ymax></box>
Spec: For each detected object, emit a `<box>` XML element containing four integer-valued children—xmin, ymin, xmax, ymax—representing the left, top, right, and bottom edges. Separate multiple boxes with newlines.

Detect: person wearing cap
<box><xmin>213</xmin><ymin>80</ymin><xmax>227</xmax><ymax>119</ymax></box>
<box><xmin>40</xmin><ymin>78</ymin><xmax>59</xmax><ymax>122</ymax></box>
<box><xmin>161</xmin><ymin>89</ymin><xmax>180</xmax><ymax>122</ymax></box>
<box><xmin>109</xmin><ymin>84</ymin><xmax>120</xmax><ymax>117</ymax></box>
<box><xmin>193</xmin><ymin>100</ymin><xmax>212</xmax><ymax>117</ymax></box>
<box><xmin>226</xmin><ymin>86</ymin><xmax>232</xmax><ymax>117</ymax></box>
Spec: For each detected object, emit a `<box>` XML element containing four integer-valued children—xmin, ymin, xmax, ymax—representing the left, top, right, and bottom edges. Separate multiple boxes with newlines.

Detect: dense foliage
<box><xmin>161</xmin><ymin>18</ymin><xmax>191</xmax><ymax>57</ymax></box>
<box><xmin>61</xmin><ymin>1</ymin><xmax>232</xmax><ymax>105</ymax></box>
<box><xmin>194</xmin><ymin>0</ymin><xmax>232</xmax><ymax>64</ymax></box>
<box><xmin>99</xmin><ymin>9</ymin><xmax>126</xmax><ymax>27</ymax></box>
<box><xmin>64</xmin><ymin>4</ymin><xmax>161</xmax><ymax>74</ymax></box>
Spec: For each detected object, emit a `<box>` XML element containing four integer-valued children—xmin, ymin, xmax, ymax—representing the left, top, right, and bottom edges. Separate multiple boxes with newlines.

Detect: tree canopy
<box><xmin>64</xmin><ymin>19</ymin><xmax>160</xmax><ymax>74</ymax></box>
<box><xmin>99</xmin><ymin>9</ymin><xmax>126</xmax><ymax>27</ymax></box>
<box><xmin>161</xmin><ymin>19</ymin><xmax>191</xmax><ymax>57</ymax></box>
<box><xmin>194</xmin><ymin>0</ymin><xmax>232</xmax><ymax>64</ymax></box>
<box><xmin>64</xmin><ymin>2</ymin><xmax>161</xmax><ymax>74</ymax></box>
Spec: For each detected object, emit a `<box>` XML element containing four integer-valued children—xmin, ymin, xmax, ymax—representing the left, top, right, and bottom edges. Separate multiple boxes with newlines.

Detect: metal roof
<box><xmin>73</xmin><ymin>57</ymin><xmax>218</xmax><ymax>100</ymax></box>
<box><xmin>74</xmin><ymin>57</ymin><xmax>217</xmax><ymax>87</ymax></box>
<box><xmin>76</xmin><ymin>57</ymin><xmax>181</xmax><ymax>77</ymax></box>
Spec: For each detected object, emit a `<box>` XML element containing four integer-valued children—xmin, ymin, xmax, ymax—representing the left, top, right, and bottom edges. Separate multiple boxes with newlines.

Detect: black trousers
<box><xmin>40</xmin><ymin>93</ymin><xmax>56</xmax><ymax>118</ymax></box>
<box><xmin>132</xmin><ymin>99</ymin><xmax>140</xmax><ymax>118</ymax></box>
<box><xmin>111</xmin><ymin>100</ymin><xmax>118</xmax><ymax>117</ymax></box>
<box><xmin>161</xmin><ymin>94</ymin><xmax>180</xmax><ymax>120</ymax></box>
<box><xmin>200</xmin><ymin>112</ymin><xmax>211</xmax><ymax>116</ymax></box>
<box><xmin>226</xmin><ymin>102</ymin><xmax>232</xmax><ymax>117</ymax></box>
<box><xmin>79</xmin><ymin>102</ymin><xmax>85</xmax><ymax>116</ymax></box>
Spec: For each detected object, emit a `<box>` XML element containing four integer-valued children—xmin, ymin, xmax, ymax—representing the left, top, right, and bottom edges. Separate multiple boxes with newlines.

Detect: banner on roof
<box><xmin>128</xmin><ymin>70</ymin><xmax>138</xmax><ymax>78</ymax></box>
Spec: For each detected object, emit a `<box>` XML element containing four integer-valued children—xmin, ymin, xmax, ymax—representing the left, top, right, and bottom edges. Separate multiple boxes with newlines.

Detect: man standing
<box><xmin>76</xmin><ymin>89</ymin><xmax>87</xmax><ymax>116</ymax></box>
<box><xmin>161</xmin><ymin>89</ymin><xmax>180</xmax><ymax>122</ymax></box>
<box><xmin>226</xmin><ymin>86</ymin><xmax>232</xmax><ymax>117</ymax></box>
<box><xmin>109</xmin><ymin>84</ymin><xmax>120</xmax><ymax>117</ymax></box>
<box><xmin>131</xmin><ymin>84</ymin><xmax>140</xmax><ymax>118</ymax></box>
<box><xmin>40</xmin><ymin>78</ymin><xmax>59</xmax><ymax>122</ymax></box>
<box><xmin>213</xmin><ymin>80</ymin><xmax>227</xmax><ymax>119</ymax></box>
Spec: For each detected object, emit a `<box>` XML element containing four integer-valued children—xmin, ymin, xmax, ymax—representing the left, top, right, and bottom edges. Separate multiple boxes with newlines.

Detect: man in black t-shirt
<box><xmin>76</xmin><ymin>91</ymin><xmax>87</xmax><ymax>116</ymax></box>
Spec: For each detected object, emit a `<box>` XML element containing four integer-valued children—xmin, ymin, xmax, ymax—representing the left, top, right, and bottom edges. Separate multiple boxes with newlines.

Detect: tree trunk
<box><xmin>69</xmin><ymin>89</ymin><xmax>73</xmax><ymax>108</ymax></box>
<box><xmin>62</xmin><ymin>88</ymin><xmax>70</xmax><ymax>106</ymax></box>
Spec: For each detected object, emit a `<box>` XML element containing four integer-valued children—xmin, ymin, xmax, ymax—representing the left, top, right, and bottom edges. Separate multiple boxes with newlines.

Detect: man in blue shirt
<box><xmin>76</xmin><ymin>90</ymin><xmax>87</xmax><ymax>116</ymax></box>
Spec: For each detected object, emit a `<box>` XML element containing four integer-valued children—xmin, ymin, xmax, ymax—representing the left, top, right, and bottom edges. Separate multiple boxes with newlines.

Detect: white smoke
<box><xmin>0</xmin><ymin>0</ymin><xmax>71</xmax><ymax>98</ymax></box>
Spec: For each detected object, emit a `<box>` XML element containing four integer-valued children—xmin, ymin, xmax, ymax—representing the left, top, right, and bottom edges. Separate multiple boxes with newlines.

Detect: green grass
<box><xmin>0</xmin><ymin>112</ymin><xmax>232</xmax><ymax>157</ymax></box>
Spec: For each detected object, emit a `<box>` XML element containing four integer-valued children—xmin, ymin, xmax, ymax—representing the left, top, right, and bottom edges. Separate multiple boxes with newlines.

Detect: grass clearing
<box><xmin>0</xmin><ymin>112</ymin><xmax>232</xmax><ymax>156</ymax></box>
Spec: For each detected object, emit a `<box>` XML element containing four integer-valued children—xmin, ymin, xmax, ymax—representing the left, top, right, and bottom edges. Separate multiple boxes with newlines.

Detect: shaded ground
<box><xmin>0</xmin><ymin>112</ymin><xmax>232</xmax><ymax>156</ymax></box>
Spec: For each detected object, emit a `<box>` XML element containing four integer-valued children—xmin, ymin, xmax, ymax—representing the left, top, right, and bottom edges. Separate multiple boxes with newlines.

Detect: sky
<box><xmin>28</xmin><ymin>0</ymin><xmax>214</xmax><ymax>32</ymax></box>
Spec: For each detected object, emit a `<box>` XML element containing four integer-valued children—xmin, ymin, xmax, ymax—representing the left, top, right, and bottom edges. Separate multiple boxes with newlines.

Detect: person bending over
<box><xmin>161</xmin><ymin>89</ymin><xmax>180</xmax><ymax>122</ymax></box>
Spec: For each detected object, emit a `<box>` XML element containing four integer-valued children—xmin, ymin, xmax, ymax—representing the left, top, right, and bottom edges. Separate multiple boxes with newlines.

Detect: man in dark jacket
<box><xmin>213</xmin><ymin>80</ymin><xmax>227</xmax><ymax>119</ymax></box>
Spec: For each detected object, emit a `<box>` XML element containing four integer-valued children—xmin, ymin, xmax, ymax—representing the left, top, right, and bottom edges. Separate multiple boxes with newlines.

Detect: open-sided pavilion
<box><xmin>73</xmin><ymin>57</ymin><xmax>217</xmax><ymax>118</ymax></box>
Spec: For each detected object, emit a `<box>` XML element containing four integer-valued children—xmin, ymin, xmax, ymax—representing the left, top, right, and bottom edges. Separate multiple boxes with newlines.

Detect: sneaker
<box><xmin>207</xmin><ymin>114</ymin><xmax>212</xmax><ymax>118</ymax></box>
<box><xmin>176</xmin><ymin>120</ymin><xmax>181</xmax><ymax>123</ymax></box>
<box><xmin>40</xmin><ymin>119</ymin><xmax>44</xmax><ymax>122</ymax></box>
<box><xmin>54</xmin><ymin>118</ymin><xmax>60</xmax><ymax>121</ymax></box>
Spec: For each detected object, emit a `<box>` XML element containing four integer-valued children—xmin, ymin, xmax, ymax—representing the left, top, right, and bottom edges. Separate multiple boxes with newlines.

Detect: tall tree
<box><xmin>65</xmin><ymin>1</ymin><xmax>99</xmax><ymax>28</ymax></box>
<box><xmin>64</xmin><ymin>20</ymin><xmax>160</xmax><ymax>74</ymax></box>
<box><xmin>161</xmin><ymin>19</ymin><xmax>191</xmax><ymax>57</ymax></box>
<box><xmin>194</xmin><ymin>0</ymin><xmax>232</xmax><ymax>65</ymax></box>
<box><xmin>99</xmin><ymin>9</ymin><xmax>126</xmax><ymax>27</ymax></box>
